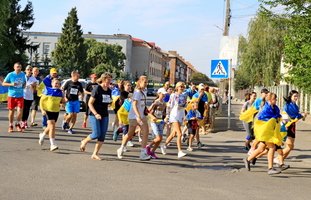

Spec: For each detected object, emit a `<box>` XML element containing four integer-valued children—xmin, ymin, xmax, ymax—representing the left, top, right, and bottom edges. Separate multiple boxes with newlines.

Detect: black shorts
<box><xmin>275</xmin><ymin>145</ymin><xmax>283</xmax><ymax>150</ymax></box>
<box><xmin>31</xmin><ymin>95</ymin><xmax>40</xmax><ymax>111</ymax></box>
<box><xmin>46</xmin><ymin>111</ymin><xmax>59</xmax><ymax>122</ymax></box>
<box><xmin>187</xmin><ymin>120</ymin><xmax>199</xmax><ymax>135</ymax></box>
<box><xmin>287</xmin><ymin>123</ymin><xmax>296</xmax><ymax>138</ymax></box>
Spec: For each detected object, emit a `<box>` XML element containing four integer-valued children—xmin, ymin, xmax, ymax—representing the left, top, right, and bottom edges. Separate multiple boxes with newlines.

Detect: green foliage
<box><xmin>261</xmin><ymin>0</ymin><xmax>311</xmax><ymax>93</ymax></box>
<box><xmin>0</xmin><ymin>0</ymin><xmax>34</xmax><ymax>74</ymax></box>
<box><xmin>234</xmin><ymin>12</ymin><xmax>285</xmax><ymax>89</ymax></box>
<box><xmin>52</xmin><ymin>7</ymin><xmax>87</xmax><ymax>77</ymax></box>
<box><xmin>85</xmin><ymin>39</ymin><xmax>126</xmax><ymax>78</ymax></box>
<box><xmin>190</xmin><ymin>72</ymin><xmax>214</xmax><ymax>85</ymax></box>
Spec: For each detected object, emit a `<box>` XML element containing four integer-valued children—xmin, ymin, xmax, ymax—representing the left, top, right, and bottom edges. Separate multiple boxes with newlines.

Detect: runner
<box><xmin>82</xmin><ymin>73</ymin><xmax>98</xmax><ymax>128</ymax></box>
<box><xmin>30</xmin><ymin>67</ymin><xmax>41</xmax><ymax>127</ymax></box>
<box><xmin>161</xmin><ymin>81</ymin><xmax>187</xmax><ymax>158</ymax></box>
<box><xmin>185</xmin><ymin>101</ymin><xmax>202</xmax><ymax>151</ymax></box>
<box><xmin>117</xmin><ymin>75</ymin><xmax>150</xmax><ymax>160</ymax></box>
<box><xmin>21</xmin><ymin>65</ymin><xmax>37</xmax><ymax>129</ymax></box>
<box><xmin>146</xmin><ymin>88</ymin><xmax>167</xmax><ymax>159</ymax></box>
<box><xmin>80</xmin><ymin>73</ymin><xmax>112</xmax><ymax>160</ymax></box>
<box><xmin>243</xmin><ymin>92</ymin><xmax>283</xmax><ymax>175</ymax></box>
<box><xmin>2</xmin><ymin>62</ymin><xmax>26</xmax><ymax>132</ymax></box>
<box><xmin>62</xmin><ymin>70</ymin><xmax>84</xmax><ymax>134</ymax></box>
<box><xmin>38</xmin><ymin>78</ymin><xmax>64</xmax><ymax>151</ymax></box>
<box><xmin>208</xmin><ymin>87</ymin><xmax>219</xmax><ymax>133</ymax></box>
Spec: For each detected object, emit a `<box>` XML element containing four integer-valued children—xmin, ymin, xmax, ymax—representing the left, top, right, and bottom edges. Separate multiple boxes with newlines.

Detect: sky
<box><xmin>21</xmin><ymin>0</ymin><xmax>261</xmax><ymax>76</ymax></box>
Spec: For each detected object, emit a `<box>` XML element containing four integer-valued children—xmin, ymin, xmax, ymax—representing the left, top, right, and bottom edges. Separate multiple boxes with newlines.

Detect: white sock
<box><xmin>50</xmin><ymin>138</ymin><xmax>56</xmax><ymax>146</ymax></box>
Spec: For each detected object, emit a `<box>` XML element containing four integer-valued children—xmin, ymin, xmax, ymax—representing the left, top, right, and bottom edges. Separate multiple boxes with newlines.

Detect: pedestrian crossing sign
<box><xmin>210</xmin><ymin>59</ymin><xmax>229</xmax><ymax>79</ymax></box>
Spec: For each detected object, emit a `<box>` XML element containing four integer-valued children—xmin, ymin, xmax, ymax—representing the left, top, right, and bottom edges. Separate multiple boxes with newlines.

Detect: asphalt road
<box><xmin>0</xmin><ymin>100</ymin><xmax>311</xmax><ymax>200</ymax></box>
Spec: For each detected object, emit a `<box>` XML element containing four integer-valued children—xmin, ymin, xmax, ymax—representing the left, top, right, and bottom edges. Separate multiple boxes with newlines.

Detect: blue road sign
<box><xmin>210</xmin><ymin>59</ymin><xmax>229</xmax><ymax>79</ymax></box>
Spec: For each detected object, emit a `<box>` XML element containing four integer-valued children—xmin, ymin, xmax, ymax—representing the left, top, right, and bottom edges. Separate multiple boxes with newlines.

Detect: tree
<box><xmin>0</xmin><ymin>0</ymin><xmax>35</xmax><ymax>74</ymax></box>
<box><xmin>85</xmin><ymin>39</ymin><xmax>126</xmax><ymax>78</ymax></box>
<box><xmin>234</xmin><ymin>11</ymin><xmax>286</xmax><ymax>88</ymax></box>
<box><xmin>260</xmin><ymin>0</ymin><xmax>311</xmax><ymax>92</ymax></box>
<box><xmin>190</xmin><ymin>72</ymin><xmax>214</xmax><ymax>85</ymax></box>
<box><xmin>52</xmin><ymin>7</ymin><xmax>87</xmax><ymax>77</ymax></box>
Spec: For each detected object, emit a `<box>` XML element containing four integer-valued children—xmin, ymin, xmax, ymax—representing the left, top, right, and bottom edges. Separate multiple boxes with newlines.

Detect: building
<box><xmin>167</xmin><ymin>51</ymin><xmax>188</xmax><ymax>84</ymax></box>
<box><xmin>24</xmin><ymin>32</ymin><xmax>133</xmax><ymax>73</ymax></box>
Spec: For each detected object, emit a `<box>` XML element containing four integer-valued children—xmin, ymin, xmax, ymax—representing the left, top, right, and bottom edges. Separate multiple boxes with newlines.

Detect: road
<box><xmin>0</xmin><ymin>100</ymin><xmax>311</xmax><ymax>200</ymax></box>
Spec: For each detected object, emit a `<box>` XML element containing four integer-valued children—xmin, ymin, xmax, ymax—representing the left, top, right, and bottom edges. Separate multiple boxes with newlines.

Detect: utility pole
<box><xmin>223</xmin><ymin>0</ymin><xmax>231</xmax><ymax>36</ymax></box>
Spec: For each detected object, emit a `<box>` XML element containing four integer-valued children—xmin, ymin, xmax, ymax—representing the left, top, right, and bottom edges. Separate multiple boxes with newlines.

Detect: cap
<box><xmin>50</xmin><ymin>68</ymin><xmax>57</xmax><ymax>74</ymax></box>
<box><xmin>198</xmin><ymin>84</ymin><xmax>205</xmax><ymax>91</ymax></box>
<box><xmin>157</xmin><ymin>88</ymin><xmax>167</xmax><ymax>94</ymax></box>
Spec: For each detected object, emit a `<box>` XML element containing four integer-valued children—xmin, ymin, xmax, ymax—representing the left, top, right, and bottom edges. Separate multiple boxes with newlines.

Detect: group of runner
<box><xmin>1</xmin><ymin>63</ymin><xmax>221</xmax><ymax>160</ymax></box>
<box><xmin>240</xmin><ymin>88</ymin><xmax>307</xmax><ymax>175</ymax></box>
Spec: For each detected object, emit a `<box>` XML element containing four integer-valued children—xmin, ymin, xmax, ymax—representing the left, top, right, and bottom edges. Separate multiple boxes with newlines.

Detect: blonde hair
<box><xmin>175</xmin><ymin>81</ymin><xmax>185</xmax><ymax>90</ymax></box>
<box><xmin>97</xmin><ymin>72</ymin><xmax>112</xmax><ymax>84</ymax></box>
<box><xmin>135</xmin><ymin>76</ymin><xmax>148</xmax><ymax>90</ymax></box>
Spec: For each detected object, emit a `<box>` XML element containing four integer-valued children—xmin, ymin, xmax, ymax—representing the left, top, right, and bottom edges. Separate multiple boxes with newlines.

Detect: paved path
<box><xmin>0</xmin><ymin>102</ymin><xmax>310</xmax><ymax>200</ymax></box>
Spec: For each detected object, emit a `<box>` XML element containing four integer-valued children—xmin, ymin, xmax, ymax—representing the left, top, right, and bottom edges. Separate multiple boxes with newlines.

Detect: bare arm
<box><xmin>88</xmin><ymin>97</ymin><xmax>101</xmax><ymax>120</ymax></box>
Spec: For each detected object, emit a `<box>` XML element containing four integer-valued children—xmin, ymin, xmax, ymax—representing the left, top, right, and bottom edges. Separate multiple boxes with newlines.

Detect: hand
<box><xmin>136</xmin><ymin>117</ymin><xmax>143</xmax><ymax>125</ymax></box>
<box><xmin>164</xmin><ymin>116</ymin><xmax>169</xmax><ymax>123</ymax></box>
<box><xmin>42</xmin><ymin>110</ymin><xmax>46</xmax><ymax>116</ymax></box>
<box><xmin>95</xmin><ymin>114</ymin><xmax>102</xmax><ymax>120</ymax></box>
<box><xmin>119</xmin><ymin>122</ymin><xmax>123</xmax><ymax>127</ymax></box>
<box><xmin>64</xmin><ymin>97</ymin><xmax>68</xmax><ymax>102</ymax></box>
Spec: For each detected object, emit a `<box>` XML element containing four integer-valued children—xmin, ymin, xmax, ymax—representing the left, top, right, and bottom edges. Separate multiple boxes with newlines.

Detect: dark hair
<box><xmin>283</xmin><ymin>90</ymin><xmax>298</xmax><ymax>104</ymax></box>
<box><xmin>244</xmin><ymin>93</ymin><xmax>251</xmax><ymax>102</ymax></box>
<box><xmin>261</xmin><ymin>88</ymin><xmax>269</xmax><ymax>94</ymax></box>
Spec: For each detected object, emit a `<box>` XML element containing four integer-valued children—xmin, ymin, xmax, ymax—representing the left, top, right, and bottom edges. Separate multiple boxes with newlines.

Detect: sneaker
<box><xmin>123</xmin><ymin>146</ymin><xmax>128</xmax><ymax>153</ymax></box>
<box><xmin>160</xmin><ymin>145</ymin><xmax>167</xmax><ymax>155</ymax></box>
<box><xmin>177</xmin><ymin>151</ymin><xmax>187</xmax><ymax>158</ymax></box>
<box><xmin>127</xmin><ymin>140</ymin><xmax>134</xmax><ymax>147</ymax></box>
<box><xmin>273</xmin><ymin>157</ymin><xmax>280</xmax><ymax>165</ymax></box>
<box><xmin>62</xmin><ymin>121</ymin><xmax>69</xmax><ymax>130</ymax></box>
<box><xmin>197</xmin><ymin>142</ymin><xmax>204</xmax><ymax>149</ymax></box>
<box><xmin>182</xmin><ymin>134</ymin><xmax>188</xmax><ymax>143</ymax></box>
<box><xmin>8</xmin><ymin>125</ymin><xmax>13</xmax><ymax>133</ymax></box>
<box><xmin>146</xmin><ymin>145</ymin><xmax>151</xmax><ymax>155</ymax></box>
<box><xmin>82</xmin><ymin>122</ymin><xmax>86</xmax><ymax>128</ymax></box>
<box><xmin>243</xmin><ymin>158</ymin><xmax>251</xmax><ymax>171</ymax></box>
<box><xmin>277</xmin><ymin>164</ymin><xmax>290</xmax><ymax>171</ymax></box>
<box><xmin>138</xmin><ymin>137</ymin><xmax>142</xmax><ymax>143</ymax></box>
<box><xmin>187</xmin><ymin>147</ymin><xmax>193</xmax><ymax>152</ymax></box>
<box><xmin>24</xmin><ymin>121</ymin><xmax>29</xmax><ymax>129</ymax></box>
<box><xmin>251</xmin><ymin>158</ymin><xmax>257</xmax><ymax>166</ymax></box>
<box><xmin>20</xmin><ymin>121</ymin><xmax>25</xmax><ymax>130</ymax></box>
<box><xmin>31</xmin><ymin>122</ymin><xmax>38</xmax><ymax>127</ymax></box>
<box><xmin>67</xmin><ymin>129</ymin><xmax>74</xmax><ymax>134</ymax></box>
<box><xmin>112</xmin><ymin>130</ymin><xmax>119</xmax><ymax>141</ymax></box>
<box><xmin>50</xmin><ymin>144</ymin><xmax>59</xmax><ymax>151</ymax></box>
<box><xmin>38</xmin><ymin>133</ymin><xmax>45</xmax><ymax>146</ymax></box>
<box><xmin>150</xmin><ymin>151</ymin><xmax>158</xmax><ymax>159</ymax></box>
<box><xmin>139</xmin><ymin>149</ymin><xmax>151</xmax><ymax>160</ymax></box>
<box><xmin>15</xmin><ymin>123</ymin><xmax>22</xmax><ymax>132</ymax></box>
<box><xmin>117</xmin><ymin>147</ymin><xmax>124</xmax><ymax>159</ymax></box>
<box><xmin>268</xmin><ymin>168</ymin><xmax>281</xmax><ymax>175</ymax></box>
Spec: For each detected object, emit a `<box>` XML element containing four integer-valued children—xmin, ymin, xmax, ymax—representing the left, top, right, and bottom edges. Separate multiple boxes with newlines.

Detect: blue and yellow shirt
<box><xmin>40</xmin><ymin>87</ymin><xmax>63</xmax><ymax>112</ymax></box>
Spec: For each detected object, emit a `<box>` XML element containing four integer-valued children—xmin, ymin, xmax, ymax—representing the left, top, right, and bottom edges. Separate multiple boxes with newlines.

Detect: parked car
<box><xmin>147</xmin><ymin>88</ymin><xmax>156</xmax><ymax>96</ymax></box>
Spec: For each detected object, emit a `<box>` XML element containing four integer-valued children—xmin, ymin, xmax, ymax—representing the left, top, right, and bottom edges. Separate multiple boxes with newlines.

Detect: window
<box><xmin>43</xmin><ymin>42</ymin><xmax>50</xmax><ymax>55</ymax></box>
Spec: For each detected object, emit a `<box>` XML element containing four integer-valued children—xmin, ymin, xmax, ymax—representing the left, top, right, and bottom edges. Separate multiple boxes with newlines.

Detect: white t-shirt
<box><xmin>168</xmin><ymin>93</ymin><xmax>187</xmax><ymax>123</ymax></box>
<box><xmin>23</xmin><ymin>76</ymin><xmax>38</xmax><ymax>100</ymax></box>
<box><xmin>128</xmin><ymin>89</ymin><xmax>147</xmax><ymax>119</ymax></box>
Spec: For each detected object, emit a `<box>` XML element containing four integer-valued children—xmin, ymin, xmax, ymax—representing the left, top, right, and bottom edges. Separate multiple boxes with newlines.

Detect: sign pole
<box><xmin>228</xmin><ymin>59</ymin><xmax>232</xmax><ymax>129</ymax></box>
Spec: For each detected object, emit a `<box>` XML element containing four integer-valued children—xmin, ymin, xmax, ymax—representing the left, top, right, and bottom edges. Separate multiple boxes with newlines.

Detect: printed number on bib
<box><xmin>102</xmin><ymin>95</ymin><xmax>111</xmax><ymax>103</ymax></box>
<box><xmin>70</xmin><ymin>88</ymin><xmax>79</xmax><ymax>95</ymax></box>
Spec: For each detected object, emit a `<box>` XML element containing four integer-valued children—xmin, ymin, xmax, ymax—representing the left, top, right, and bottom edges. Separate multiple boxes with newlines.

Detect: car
<box><xmin>147</xmin><ymin>88</ymin><xmax>156</xmax><ymax>96</ymax></box>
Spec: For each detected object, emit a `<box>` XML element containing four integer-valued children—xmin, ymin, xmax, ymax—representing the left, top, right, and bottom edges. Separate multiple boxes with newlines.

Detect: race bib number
<box><xmin>70</xmin><ymin>88</ymin><xmax>78</xmax><ymax>95</ymax></box>
<box><xmin>102</xmin><ymin>94</ymin><xmax>111</xmax><ymax>103</ymax></box>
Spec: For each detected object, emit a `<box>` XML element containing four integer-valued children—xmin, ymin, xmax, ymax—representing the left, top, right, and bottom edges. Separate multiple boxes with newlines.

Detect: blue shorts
<box><xmin>150</xmin><ymin>121</ymin><xmax>165</xmax><ymax>136</ymax></box>
<box><xmin>65</xmin><ymin>100</ymin><xmax>80</xmax><ymax>113</ymax></box>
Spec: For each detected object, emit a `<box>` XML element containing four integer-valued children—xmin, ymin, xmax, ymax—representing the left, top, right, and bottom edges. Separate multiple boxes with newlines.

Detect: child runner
<box><xmin>117</xmin><ymin>75</ymin><xmax>150</xmax><ymax>160</ymax></box>
<box><xmin>161</xmin><ymin>82</ymin><xmax>188</xmax><ymax>158</ymax></box>
<box><xmin>38</xmin><ymin>78</ymin><xmax>64</xmax><ymax>151</ymax></box>
<box><xmin>146</xmin><ymin>88</ymin><xmax>167</xmax><ymax>159</ymax></box>
<box><xmin>185</xmin><ymin>101</ymin><xmax>202</xmax><ymax>152</ymax></box>
<box><xmin>80</xmin><ymin>73</ymin><xmax>112</xmax><ymax>160</ymax></box>
<box><xmin>243</xmin><ymin>93</ymin><xmax>283</xmax><ymax>175</ymax></box>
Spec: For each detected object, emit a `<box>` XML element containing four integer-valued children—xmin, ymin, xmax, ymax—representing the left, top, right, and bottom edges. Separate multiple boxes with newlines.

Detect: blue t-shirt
<box><xmin>193</xmin><ymin>92</ymin><xmax>208</xmax><ymax>102</ymax></box>
<box><xmin>185</xmin><ymin>88</ymin><xmax>197</xmax><ymax>99</ymax></box>
<box><xmin>4</xmin><ymin>71</ymin><xmax>26</xmax><ymax>98</ymax></box>
<box><xmin>253</xmin><ymin>97</ymin><xmax>263</xmax><ymax>110</ymax></box>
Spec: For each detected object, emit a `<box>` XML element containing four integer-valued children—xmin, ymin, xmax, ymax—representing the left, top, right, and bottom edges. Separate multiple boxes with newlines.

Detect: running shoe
<box><xmin>67</xmin><ymin>129</ymin><xmax>74</xmax><ymax>134</ymax></box>
<box><xmin>160</xmin><ymin>145</ymin><xmax>167</xmax><ymax>155</ymax></box>
<box><xmin>243</xmin><ymin>158</ymin><xmax>251</xmax><ymax>171</ymax></box>
<box><xmin>117</xmin><ymin>147</ymin><xmax>124</xmax><ymax>159</ymax></box>
<box><xmin>273</xmin><ymin>157</ymin><xmax>280</xmax><ymax>165</ymax></box>
<box><xmin>123</xmin><ymin>146</ymin><xmax>128</xmax><ymax>153</ymax></box>
<box><xmin>50</xmin><ymin>144</ymin><xmax>59</xmax><ymax>151</ymax></box>
<box><xmin>182</xmin><ymin>134</ymin><xmax>188</xmax><ymax>143</ymax></box>
<box><xmin>140</xmin><ymin>149</ymin><xmax>151</xmax><ymax>160</ymax></box>
<box><xmin>112</xmin><ymin>130</ymin><xmax>119</xmax><ymax>141</ymax></box>
<box><xmin>8</xmin><ymin>125</ymin><xmax>13</xmax><ymax>133</ymax></box>
<box><xmin>127</xmin><ymin>140</ymin><xmax>134</xmax><ymax>147</ymax></box>
<box><xmin>268</xmin><ymin>168</ymin><xmax>281</xmax><ymax>175</ymax></box>
<box><xmin>62</xmin><ymin>121</ymin><xmax>69</xmax><ymax>130</ymax></box>
<box><xmin>150</xmin><ymin>151</ymin><xmax>158</xmax><ymax>159</ymax></box>
<box><xmin>24</xmin><ymin>121</ymin><xmax>29</xmax><ymax>129</ymax></box>
<box><xmin>251</xmin><ymin>158</ymin><xmax>257</xmax><ymax>165</ymax></box>
<box><xmin>38</xmin><ymin>133</ymin><xmax>45</xmax><ymax>146</ymax></box>
<box><xmin>31</xmin><ymin>122</ymin><xmax>38</xmax><ymax>127</ymax></box>
<box><xmin>187</xmin><ymin>147</ymin><xmax>193</xmax><ymax>152</ymax></box>
<box><xmin>197</xmin><ymin>142</ymin><xmax>205</xmax><ymax>149</ymax></box>
<box><xmin>177</xmin><ymin>151</ymin><xmax>187</xmax><ymax>158</ymax></box>
<box><xmin>276</xmin><ymin>164</ymin><xmax>290</xmax><ymax>171</ymax></box>
<box><xmin>15</xmin><ymin>123</ymin><xmax>22</xmax><ymax>132</ymax></box>
<box><xmin>82</xmin><ymin>122</ymin><xmax>86</xmax><ymax>128</ymax></box>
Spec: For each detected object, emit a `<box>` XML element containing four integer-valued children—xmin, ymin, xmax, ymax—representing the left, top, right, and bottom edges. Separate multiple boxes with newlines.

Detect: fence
<box><xmin>236</xmin><ymin>85</ymin><xmax>311</xmax><ymax>114</ymax></box>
